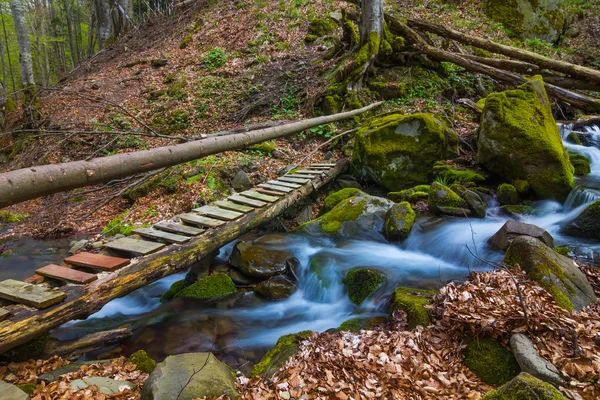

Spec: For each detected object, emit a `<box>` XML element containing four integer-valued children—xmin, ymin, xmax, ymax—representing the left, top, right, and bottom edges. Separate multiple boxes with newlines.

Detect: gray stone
<box><xmin>231</xmin><ymin>170</ymin><xmax>252</xmax><ymax>192</ymax></box>
<box><xmin>278</xmin><ymin>165</ymin><xmax>295</xmax><ymax>176</ymax></box>
<box><xmin>229</xmin><ymin>241</ymin><xmax>291</xmax><ymax>279</ymax></box>
<box><xmin>70</xmin><ymin>377</ymin><xmax>134</xmax><ymax>394</ymax></box>
<box><xmin>295</xmin><ymin>205</ymin><xmax>313</xmax><ymax>225</ymax></box>
<box><xmin>38</xmin><ymin>360</ymin><xmax>112</xmax><ymax>383</ymax></box>
<box><xmin>481</xmin><ymin>373</ymin><xmax>566</xmax><ymax>400</ymax></box>
<box><xmin>510</xmin><ymin>334</ymin><xmax>562</xmax><ymax>387</ymax></box>
<box><xmin>255</xmin><ymin>276</ymin><xmax>296</xmax><ymax>300</ymax></box>
<box><xmin>271</xmin><ymin>149</ymin><xmax>286</xmax><ymax>159</ymax></box>
<box><xmin>69</xmin><ymin>239</ymin><xmax>88</xmax><ymax>254</ymax></box>
<box><xmin>141</xmin><ymin>353</ymin><xmax>239</xmax><ymax>400</ymax></box>
<box><xmin>488</xmin><ymin>220</ymin><xmax>554</xmax><ymax>251</ymax></box>
<box><xmin>0</xmin><ymin>381</ymin><xmax>28</xmax><ymax>400</ymax></box>
<box><xmin>336</xmin><ymin>179</ymin><xmax>362</xmax><ymax>190</ymax></box>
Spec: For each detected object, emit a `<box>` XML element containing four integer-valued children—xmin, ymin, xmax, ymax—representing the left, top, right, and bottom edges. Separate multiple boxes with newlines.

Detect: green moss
<box><xmin>569</xmin><ymin>153</ymin><xmax>591</xmax><ymax>176</ymax></box>
<box><xmin>481</xmin><ymin>373</ymin><xmax>566</xmax><ymax>400</ymax></box>
<box><xmin>250</xmin><ymin>331</ymin><xmax>313</xmax><ymax>378</ymax></box>
<box><xmin>341</xmin><ymin>9</ymin><xmax>358</xmax><ymax>47</ymax></box>
<box><xmin>127</xmin><ymin>350</ymin><xmax>157</xmax><ymax>373</ymax></box>
<box><xmin>568</xmin><ymin>200</ymin><xmax>600</xmax><ymax>239</ymax></box>
<box><xmin>497</xmin><ymin>184</ymin><xmax>520</xmax><ymax>205</ymax></box>
<box><xmin>566</xmin><ymin>132</ymin><xmax>581</xmax><ymax>145</ymax></box>
<box><xmin>501</xmin><ymin>205</ymin><xmax>534</xmax><ymax>216</ymax></box>
<box><xmin>485</xmin><ymin>0</ymin><xmax>525</xmax><ymax>36</ymax></box>
<box><xmin>324</xmin><ymin>188</ymin><xmax>361</xmax><ymax>211</ymax></box>
<box><xmin>463</xmin><ymin>338</ymin><xmax>519</xmax><ymax>385</ymax></box>
<box><xmin>315</xmin><ymin>197</ymin><xmax>366</xmax><ymax>235</ymax></box>
<box><xmin>174</xmin><ymin>273</ymin><xmax>237</xmax><ymax>301</ymax></box>
<box><xmin>151</xmin><ymin>58</ymin><xmax>168</xmax><ymax>68</ymax></box>
<box><xmin>388</xmin><ymin>185</ymin><xmax>430</xmax><ymax>203</ymax></box>
<box><xmin>338</xmin><ymin>316</ymin><xmax>386</xmax><ymax>332</ymax></box>
<box><xmin>304</xmin><ymin>34</ymin><xmax>318</xmax><ymax>43</ymax></box>
<box><xmin>308</xmin><ymin>17</ymin><xmax>337</xmax><ymax>37</ymax></box>
<box><xmin>180</xmin><ymin>35</ymin><xmax>193</xmax><ymax>49</ymax></box>
<box><xmin>160</xmin><ymin>279</ymin><xmax>187</xmax><ymax>302</ymax></box>
<box><xmin>433</xmin><ymin>163</ymin><xmax>486</xmax><ymax>184</ymax></box>
<box><xmin>344</xmin><ymin>268</ymin><xmax>386</xmax><ymax>305</ymax></box>
<box><xmin>17</xmin><ymin>383</ymin><xmax>37</xmax><ymax>395</ymax></box>
<box><xmin>0</xmin><ymin>210</ymin><xmax>29</xmax><ymax>223</ymax></box>
<box><xmin>544</xmin><ymin>10</ymin><xmax>565</xmax><ymax>32</ymax></box>
<box><xmin>513</xmin><ymin>180</ymin><xmax>531</xmax><ymax>195</ymax></box>
<box><xmin>384</xmin><ymin>201</ymin><xmax>415</xmax><ymax>240</ymax></box>
<box><xmin>553</xmin><ymin>246</ymin><xmax>570</xmax><ymax>256</ymax></box>
<box><xmin>428</xmin><ymin>182</ymin><xmax>467</xmax><ymax>213</ymax></box>
<box><xmin>248</xmin><ymin>140</ymin><xmax>276</xmax><ymax>154</ymax></box>
<box><xmin>389</xmin><ymin>287</ymin><xmax>437</xmax><ymax>330</ymax></box>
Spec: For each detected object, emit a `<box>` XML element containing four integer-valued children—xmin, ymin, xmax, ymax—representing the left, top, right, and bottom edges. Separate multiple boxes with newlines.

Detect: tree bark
<box><xmin>63</xmin><ymin>0</ymin><xmax>77</xmax><ymax>68</ymax></box>
<box><xmin>0</xmin><ymin>160</ymin><xmax>348</xmax><ymax>354</ymax></box>
<box><xmin>0</xmin><ymin>102</ymin><xmax>381</xmax><ymax>209</ymax></box>
<box><xmin>349</xmin><ymin>0</ymin><xmax>384</xmax><ymax>91</ymax></box>
<box><xmin>94</xmin><ymin>0</ymin><xmax>112</xmax><ymax>48</ymax></box>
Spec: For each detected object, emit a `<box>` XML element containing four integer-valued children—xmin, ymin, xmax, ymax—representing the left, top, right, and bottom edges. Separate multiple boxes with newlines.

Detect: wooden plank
<box><xmin>178</xmin><ymin>213</ymin><xmax>225</xmax><ymax>228</ymax></box>
<box><xmin>228</xmin><ymin>194</ymin><xmax>267</xmax><ymax>207</ymax></box>
<box><xmin>36</xmin><ymin>264</ymin><xmax>97</xmax><ymax>284</ymax></box>
<box><xmin>257</xmin><ymin>183</ymin><xmax>293</xmax><ymax>193</ymax></box>
<box><xmin>287</xmin><ymin>174</ymin><xmax>317</xmax><ymax>179</ymax></box>
<box><xmin>305</xmin><ymin>166</ymin><xmax>331</xmax><ymax>170</ymax></box>
<box><xmin>0</xmin><ymin>307</ymin><xmax>9</xmax><ymax>321</ymax></box>
<box><xmin>64</xmin><ymin>253</ymin><xmax>130</xmax><ymax>271</ymax></box>
<box><xmin>310</xmin><ymin>163</ymin><xmax>337</xmax><ymax>167</ymax></box>
<box><xmin>241</xmin><ymin>190</ymin><xmax>279</xmax><ymax>203</ymax></box>
<box><xmin>278</xmin><ymin>176</ymin><xmax>310</xmax><ymax>184</ymax></box>
<box><xmin>0</xmin><ymin>280</ymin><xmax>67</xmax><ymax>309</ymax></box>
<box><xmin>269</xmin><ymin>180</ymin><xmax>301</xmax><ymax>188</ymax></box>
<box><xmin>104</xmin><ymin>237</ymin><xmax>165</xmax><ymax>256</ymax></box>
<box><xmin>255</xmin><ymin>188</ymin><xmax>285</xmax><ymax>197</ymax></box>
<box><xmin>294</xmin><ymin>170</ymin><xmax>322</xmax><ymax>175</ymax></box>
<box><xmin>193</xmin><ymin>205</ymin><xmax>243</xmax><ymax>221</ymax></box>
<box><xmin>133</xmin><ymin>228</ymin><xmax>191</xmax><ymax>244</ymax></box>
<box><xmin>213</xmin><ymin>200</ymin><xmax>254</xmax><ymax>213</ymax></box>
<box><xmin>154</xmin><ymin>222</ymin><xmax>204</xmax><ymax>237</ymax></box>
<box><xmin>25</xmin><ymin>275</ymin><xmax>44</xmax><ymax>284</ymax></box>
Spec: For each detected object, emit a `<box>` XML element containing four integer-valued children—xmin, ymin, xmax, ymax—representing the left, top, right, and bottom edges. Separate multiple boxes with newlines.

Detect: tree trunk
<box><xmin>9</xmin><ymin>0</ymin><xmax>38</xmax><ymax>125</ymax></box>
<box><xmin>63</xmin><ymin>0</ymin><xmax>77</xmax><ymax>68</ymax></box>
<box><xmin>0</xmin><ymin>7</ymin><xmax>16</xmax><ymax>96</ymax></box>
<box><xmin>0</xmin><ymin>102</ymin><xmax>381</xmax><ymax>209</ymax></box>
<box><xmin>348</xmin><ymin>0</ymin><xmax>384</xmax><ymax>91</ymax></box>
<box><xmin>94</xmin><ymin>0</ymin><xmax>112</xmax><ymax>48</ymax></box>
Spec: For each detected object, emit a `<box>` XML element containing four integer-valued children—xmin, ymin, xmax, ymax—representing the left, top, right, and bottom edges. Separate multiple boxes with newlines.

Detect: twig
<box><xmin>201</xmin><ymin>160</ymin><xmax>218</xmax><ymax>185</ymax></box>
<box><xmin>294</xmin><ymin>128</ymin><xmax>357</xmax><ymax>167</ymax></box>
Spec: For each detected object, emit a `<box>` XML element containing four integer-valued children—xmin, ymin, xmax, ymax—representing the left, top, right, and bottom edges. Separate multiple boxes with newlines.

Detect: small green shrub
<box><xmin>203</xmin><ymin>48</ymin><xmax>228</xmax><ymax>70</ymax></box>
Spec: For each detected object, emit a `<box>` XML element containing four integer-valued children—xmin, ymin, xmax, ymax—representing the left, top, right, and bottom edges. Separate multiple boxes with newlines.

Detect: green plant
<box><xmin>203</xmin><ymin>47</ymin><xmax>228</xmax><ymax>70</ymax></box>
<box><xmin>308</xmin><ymin>123</ymin><xmax>334</xmax><ymax>138</ymax></box>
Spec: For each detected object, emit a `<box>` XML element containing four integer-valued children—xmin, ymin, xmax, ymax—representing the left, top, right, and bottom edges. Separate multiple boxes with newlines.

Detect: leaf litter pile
<box><xmin>1</xmin><ymin>267</ymin><xmax>599</xmax><ymax>399</ymax></box>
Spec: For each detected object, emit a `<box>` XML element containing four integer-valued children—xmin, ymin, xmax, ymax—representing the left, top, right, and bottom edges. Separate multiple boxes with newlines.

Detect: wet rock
<box><xmin>488</xmin><ymin>220</ymin><xmax>554</xmax><ymax>251</ymax></box>
<box><xmin>384</xmin><ymin>202</ymin><xmax>416</xmax><ymax>241</ymax></box>
<box><xmin>481</xmin><ymin>373</ymin><xmax>566</xmax><ymax>400</ymax></box>
<box><xmin>505</xmin><ymin>236</ymin><xmax>596</xmax><ymax>311</ymax></box>
<box><xmin>231</xmin><ymin>170</ymin><xmax>251</xmax><ymax>192</ymax></box>
<box><xmin>323</xmin><ymin>188</ymin><xmax>363</xmax><ymax>212</ymax></box>
<box><xmin>388</xmin><ymin>185</ymin><xmax>430</xmax><ymax>203</ymax></box>
<box><xmin>389</xmin><ymin>287</ymin><xmax>437</xmax><ymax>330</ymax></box>
<box><xmin>227</xmin><ymin>268</ymin><xmax>259</xmax><ymax>285</ymax></box>
<box><xmin>250</xmin><ymin>331</ymin><xmax>313</xmax><ymax>379</ymax></box>
<box><xmin>569</xmin><ymin>153</ymin><xmax>591</xmax><ymax>176</ymax></box>
<box><xmin>255</xmin><ymin>276</ymin><xmax>296</xmax><ymax>300</ymax></box>
<box><xmin>174</xmin><ymin>273</ymin><xmax>237</xmax><ymax>301</ymax></box>
<box><xmin>337</xmin><ymin>316</ymin><xmax>387</xmax><ymax>332</ymax></box>
<box><xmin>70</xmin><ymin>377</ymin><xmax>134</xmax><ymax>395</ymax></box>
<box><xmin>463</xmin><ymin>338</ymin><xmax>520</xmax><ymax>385</ymax></box>
<box><xmin>344</xmin><ymin>268</ymin><xmax>386</xmax><ymax>305</ymax></box>
<box><xmin>510</xmin><ymin>334</ymin><xmax>562</xmax><ymax>387</ymax></box>
<box><xmin>451</xmin><ymin>185</ymin><xmax>487</xmax><ymax>218</ymax></box>
<box><xmin>352</xmin><ymin>112</ymin><xmax>459</xmax><ymax>191</ymax></box>
<box><xmin>0</xmin><ymin>381</ymin><xmax>29</xmax><ymax>400</ymax></box>
<box><xmin>428</xmin><ymin>182</ymin><xmax>470</xmax><ymax>217</ymax></box>
<box><xmin>69</xmin><ymin>239</ymin><xmax>88</xmax><ymax>254</ymax></box>
<box><xmin>477</xmin><ymin>78</ymin><xmax>574</xmax><ymax>202</ymax></box>
<box><xmin>229</xmin><ymin>241</ymin><xmax>291</xmax><ymax>279</ymax></box>
<box><xmin>497</xmin><ymin>183</ymin><xmax>520</xmax><ymax>205</ymax></box>
<box><xmin>141</xmin><ymin>353</ymin><xmax>239</xmax><ymax>400</ymax></box>
<box><xmin>501</xmin><ymin>205</ymin><xmax>535</xmax><ymax>217</ymax></box>
<box><xmin>564</xmin><ymin>200</ymin><xmax>600</xmax><ymax>240</ymax></box>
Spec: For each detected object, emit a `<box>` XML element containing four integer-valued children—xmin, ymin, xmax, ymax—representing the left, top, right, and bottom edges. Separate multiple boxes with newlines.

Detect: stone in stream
<box><xmin>229</xmin><ymin>241</ymin><xmax>291</xmax><ymax>279</ymax></box>
<box><xmin>344</xmin><ymin>268</ymin><xmax>386</xmax><ymax>305</ymax></box>
<box><xmin>0</xmin><ymin>381</ymin><xmax>29</xmax><ymax>400</ymax></box>
<box><xmin>351</xmin><ymin>112</ymin><xmax>459</xmax><ymax>191</ymax></box>
<box><xmin>428</xmin><ymin>182</ymin><xmax>470</xmax><ymax>217</ymax></box>
<box><xmin>384</xmin><ymin>202</ymin><xmax>416</xmax><ymax>241</ymax></box>
<box><xmin>388</xmin><ymin>287</ymin><xmax>437</xmax><ymax>331</ymax></box>
<box><xmin>564</xmin><ymin>200</ymin><xmax>600</xmax><ymax>240</ymax></box>
<box><xmin>174</xmin><ymin>273</ymin><xmax>238</xmax><ymax>301</ymax></box>
<box><xmin>569</xmin><ymin>153</ymin><xmax>591</xmax><ymax>176</ymax></box>
<box><xmin>450</xmin><ymin>184</ymin><xmax>487</xmax><ymax>218</ymax></box>
<box><xmin>254</xmin><ymin>276</ymin><xmax>296</xmax><ymax>300</ymax></box>
<box><xmin>505</xmin><ymin>236</ymin><xmax>597</xmax><ymax>311</ymax></box>
<box><xmin>250</xmin><ymin>331</ymin><xmax>313</xmax><ymax>379</ymax></box>
<box><xmin>481</xmin><ymin>373</ymin><xmax>566</xmax><ymax>400</ymax></box>
<box><xmin>477</xmin><ymin>77</ymin><xmax>574</xmax><ymax>202</ymax></box>
<box><xmin>141</xmin><ymin>353</ymin><xmax>239</xmax><ymax>400</ymax></box>
<box><xmin>488</xmin><ymin>220</ymin><xmax>554</xmax><ymax>251</ymax></box>
<box><xmin>70</xmin><ymin>377</ymin><xmax>134</xmax><ymax>395</ymax></box>
<box><xmin>510</xmin><ymin>334</ymin><xmax>562</xmax><ymax>387</ymax></box>
<box><xmin>497</xmin><ymin>183</ymin><xmax>520</xmax><ymax>206</ymax></box>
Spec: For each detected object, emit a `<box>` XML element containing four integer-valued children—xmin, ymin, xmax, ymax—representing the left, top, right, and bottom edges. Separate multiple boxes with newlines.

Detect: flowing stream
<box><xmin>6</xmin><ymin>124</ymin><xmax>600</xmax><ymax>374</ymax></box>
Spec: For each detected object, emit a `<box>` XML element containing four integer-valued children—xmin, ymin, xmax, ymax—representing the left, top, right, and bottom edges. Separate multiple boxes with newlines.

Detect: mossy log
<box><xmin>0</xmin><ymin>160</ymin><xmax>349</xmax><ymax>354</ymax></box>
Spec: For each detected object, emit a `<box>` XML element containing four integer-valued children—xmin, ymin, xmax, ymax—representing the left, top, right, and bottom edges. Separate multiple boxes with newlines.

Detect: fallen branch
<box><xmin>295</xmin><ymin>128</ymin><xmax>357</xmax><ymax>167</ymax></box>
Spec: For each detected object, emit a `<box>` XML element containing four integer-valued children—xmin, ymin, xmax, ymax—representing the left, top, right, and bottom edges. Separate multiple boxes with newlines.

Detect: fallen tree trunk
<box><xmin>0</xmin><ymin>103</ymin><xmax>380</xmax><ymax>209</ymax></box>
<box><xmin>0</xmin><ymin>160</ymin><xmax>348</xmax><ymax>354</ymax></box>
<box><xmin>389</xmin><ymin>19</ymin><xmax>600</xmax><ymax>111</ymax></box>
<box><xmin>405</xmin><ymin>18</ymin><xmax>600</xmax><ymax>85</ymax></box>
<box><xmin>460</xmin><ymin>53</ymin><xmax>540</xmax><ymax>75</ymax></box>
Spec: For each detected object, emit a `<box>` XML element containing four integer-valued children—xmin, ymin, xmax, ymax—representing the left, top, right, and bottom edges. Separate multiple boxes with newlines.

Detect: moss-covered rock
<box><xmin>344</xmin><ymin>268</ymin><xmax>386</xmax><ymax>305</ymax></box>
<box><xmin>174</xmin><ymin>273</ymin><xmax>237</xmax><ymax>301</ymax></box>
<box><xmin>513</xmin><ymin>179</ymin><xmax>531</xmax><ymax>196</ymax></box>
<box><xmin>433</xmin><ymin>163</ymin><xmax>486</xmax><ymax>184</ymax></box>
<box><xmin>16</xmin><ymin>383</ymin><xmax>36</xmax><ymax>395</ymax></box>
<box><xmin>389</xmin><ymin>287</ymin><xmax>437</xmax><ymax>330</ymax></box>
<box><xmin>569</xmin><ymin>153</ymin><xmax>591</xmax><ymax>176</ymax></box>
<box><xmin>307</xmin><ymin>17</ymin><xmax>337</xmax><ymax>37</ymax></box>
<box><xmin>254</xmin><ymin>276</ymin><xmax>296</xmax><ymax>300</ymax></box>
<box><xmin>463</xmin><ymin>338</ymin><xmax>519</xmax><ymax>385</ymax></box>
<box><xmin>128</xmin><ymin>350</ymin><xmax>157</xmax><ymax>373</ymax></box>
<box><xmin>352</xmin><ymin>113</ymin><xmax>459</xmax><ymax>191</ymax></box>
<box><xmin>554</xmin><ymin>246</ymin><xmax>571</xmax><ymax>257</ymax></box>
<box><xmin>565</xmin><ymin>200</ymin><xmax>600</xmax><ymax>240</ymax></box>
<box><xmin>387</xmin><ymin>185</ymin><xmax>430</xmax><ymax>203</ymax></box>
<box><xmin>160</xmin><ymin>279</ymin><xmax>187</xmax><ymax>302</ymax></box>
<box><xmin>497</xmin><ymin>183</ymin><xmax>520</xmax><ymax>205</ymax></box>
<box><xmin>367</xmin><ymin>66</ymin><xmax>451</xmax><ymax>101</ymax></box>
<box><xmin>324</xmin><ymin>188</ymin><xmax>363</xmax><ymax>211</ymax></box>
<box><xmin>248</xmin><ymin>140</ymin><xmax>276</xmax><ymax>154</ymax></box>
<box><xmin>481</xmin><ymin>373</ymin><xmax>566</xmax><ymax>400</ymax></box>
<box><xmin>451</xmin><ymin>184</ymin><xmax>488</xmax><ymax>218</ymax></box>
<box><xmin>384</xmin><ymin>202</ymin><xmax>416</xmax><ymax>241</ymax></box>
<box><xmin>477</xmin><ymin>77</ymin><xmax>574</xmax><ymax>202</ymax></box>
<box><xmin>297</xmin><ymin>194</ymin><xmax>394</xmax><ymax>241</ymax></box>
<box><xmin>250</xmin><ymin>331</ymin><xmax>313</xmax><ymax>378</ymax></box>
<box><xmin>505</xmin><ymin>236</ymin><xmax>597</xmax><ymax>311</ymax></box>
<box><xmin>502</xmin><ymin>205</ymin><xmax>535</xmax><ymax>217</ymax></box>
<box><xmin>566</xmin><ymin>132</ymin><xmax>582</xmax><ymax>145</ymax></box>
<box><xmin>229</xmin><ymin>241</ymin><xmax>291</xmax><ymax>278</ymax></box>
<box><xmin>428</xmin><ymin>182</ymin><xmax>470</xmax><ymax>217</ymax></box>
<box><xmin>337</xmin><ymin>316</ymin><xmax>387</xmax><ymax>332</ymax></box>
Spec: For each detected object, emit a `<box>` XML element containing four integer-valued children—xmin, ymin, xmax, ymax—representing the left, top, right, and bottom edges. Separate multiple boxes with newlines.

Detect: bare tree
<box><xmin>94</xmin><ymin>0</ymin><xmax>112</xmax><ymax>48</ymax></box>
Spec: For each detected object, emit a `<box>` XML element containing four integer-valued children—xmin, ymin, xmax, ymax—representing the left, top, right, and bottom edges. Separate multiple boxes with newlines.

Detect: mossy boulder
<box><xmin>565</xmin><ymin>200</ymin><xmax>600</xmax><ymax>240</ymax></box>
<box><xmin>323</xmin><ymin>188</ymin><xmax>362</xmax><ymax>211</ymax></box>
<box><xmin>488</xmin><ymin>220</ymin><xmax>554</xmax><ymax>251</ymax></box>
<box><xmin>428</xmin><ymin>182</ymin><xmax>470</xmax><ymax>217</ymax></box>
<box><xmin>16</xmin><ymin>383</ymin><xmax>36</xmax><ymax>395</ymax></box>
<box><xmin>387</xmin><ymin>185</ymin><xmax>430</xmax><ymax>203</ymax></box>
<box><xmin>128</xmin><ymin>350</ymin><xmax>157</xmax><ymax>373</ymax></box>
<box><xmin>451</xmin><ymin>184</ymin><xmax>488</xmax><ymax>218</ymax></box>
<box><xmin>367</xmin><ymin>66</ymin><xmax>451</xmax><ymax>101</ymax></box>
<box><xmin>497</xmin><ymin>183</ymin><xmax>520</xmax><ymax>205</ymax></box>
<box><xmin>566</xmin><ymin>132</ymin><xmax>581</xmax><ymax>145</ymax></box>
<box><xmin>477</xmin><ymin>77</ymin><xmax>574</xmax><ymax>202</ymax></box>
<box><xmin>297</xmin><ymin>194</ymin><xmax>394</xmax><ymax>241</ymax></box>
<box><xmin>389</xmin><ymin>287</ymin><xmax>437</xmax><ymax>330</ymax></box>
<box><xmin>504</xmin><ymin>236</ymin><xmax>597</xmax><ymax>311</ymax></box>
<box><xmin>160</xmin><ymin>279</ymin><xmax>187</xmax><ymax>302</ymax></box>
<box><xmin>174</xmin><ymin>273</ymin><xmax>237</xmax><ymax>301</ymax></box>
<box><xmin>513</xmin><ymin>179</ymin><xmax>531</xmax><ymax>196</ymax></box>
<box><xmin>254</xmin><ymin>276</ymin><xmax>296</xmax><ymax>300</ymax></box>
<box><xmin>485</xmin><ymin>0</ymin><xmax>565</xmax><ymax>42</ymax></box>
<box><xmin>337</xmin><ymin>316</ymin><xmax>387</xmax><ymax>332</ymax></box>
<box><xmin>568</xmin><ymin>153</ymin><xmax>591</xmax><ymax>176</ymax></box>
<box><xmin>250</xmin><ymin>331</ymin><xmax>313</xmax><ymax>379</ymax></box>
<box><xmin>307</xmin><ymin>17</ymin><xmax>337</xmax><ymax>37</ymax></box>
<box><xmin>432</xmin><ymin>163</ymin><xmax>486</xmax><ymax>184</ymax></box>
<box><xmin>352</xmin><ymin>113</ymin><xmax>459</xmax><ymax>192</ymax></box>
<box><xmin>463</xmin><ymin>338</ymin><xmax>520</xmax><ymax>385</ymax></box>
<box><xmin>229</xmin><ymin>241</ymin><xmax>292</xmax><ymax>279</ymax></box>
<box><xmin>344</xmin><ymin>268</ymin><xmax>386</xmax><ymax>305</ymax></box>
<box><xmin>384</xmin><ymin>202</ymin><xmax>416</xmax><ymax>241</ymax></box>
<box><xmin>248</xmin><ymin>140</ymin><xmax>276</xmax><ymax>154</ymax></box>
<box><xmin>481</xmin><ymin>373</ymin><xmax>566</xmax><ymax>400</ymax></box>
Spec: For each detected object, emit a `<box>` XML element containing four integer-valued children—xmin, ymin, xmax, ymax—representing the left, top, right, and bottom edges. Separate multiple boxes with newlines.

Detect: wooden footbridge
<box><xmin>0</xmin><ymin>159</ymin><xmax>348</xmax><ymax>354</ymax></box>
